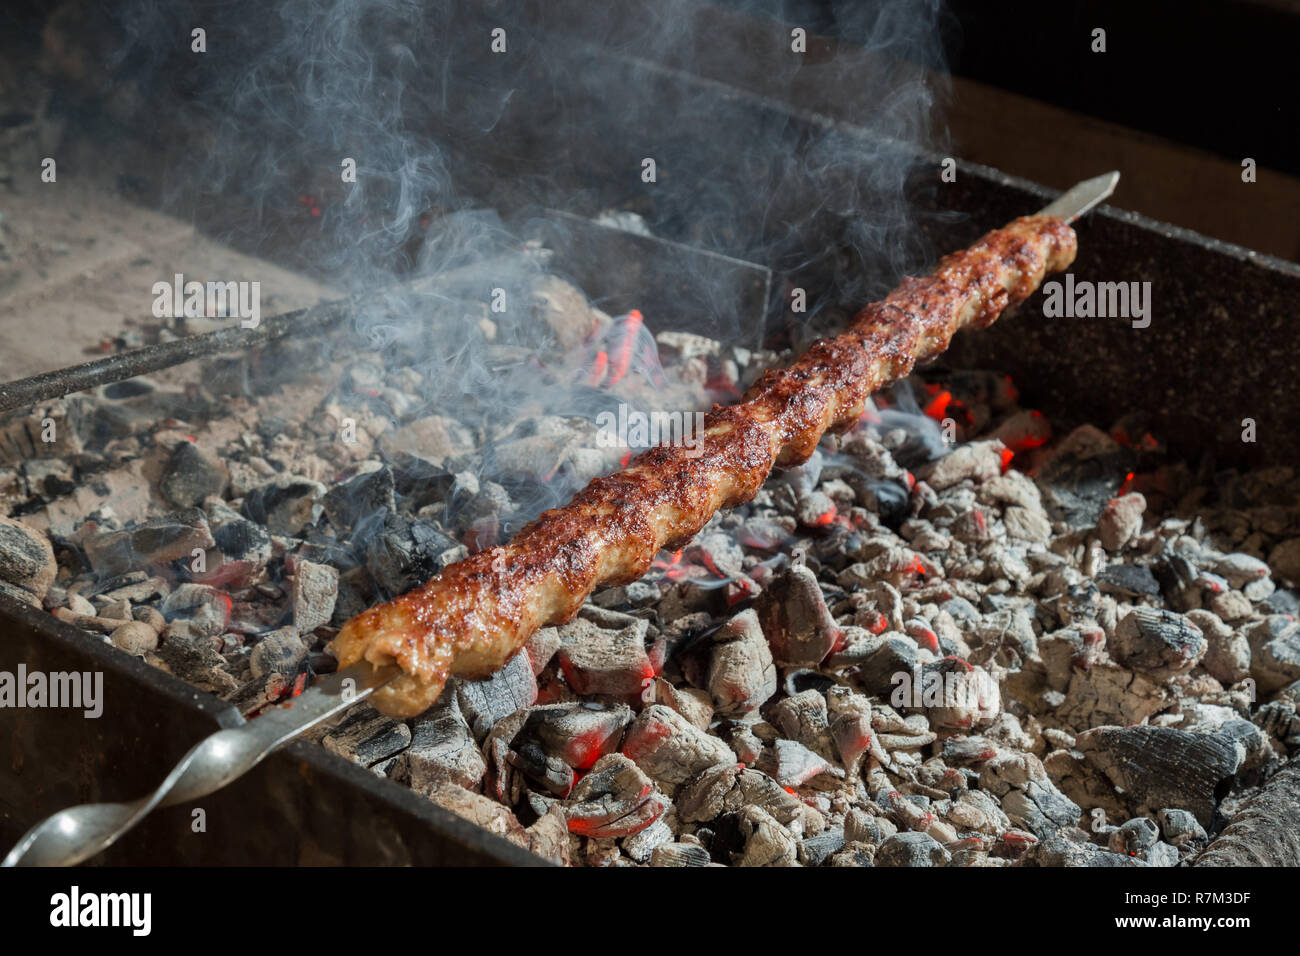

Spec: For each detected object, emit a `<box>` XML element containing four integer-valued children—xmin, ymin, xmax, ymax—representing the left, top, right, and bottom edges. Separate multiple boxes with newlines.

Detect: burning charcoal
<box><xmin>321</xmin><ymin>466</ymin><xmax>395</xmax><ymax>533</ymax></box>
<box><xmin>161</xmin><ymin>583</ymin><xmax>231</xmax><ymax>637</ymax></box>
<box><xmin>323</xmin><ymin>704</ymin><xmax>412</xmax><ymax>767</ymax></box>
<box><xmin>110</xmin><ymin>620</ymin><xmax>159</xmax><ymax>655</ymax></box>
<box><xmin>82</xmin><ymin>508</ymin><xmax>214</xmax><ymax>576</ymax></box>
<box><xmin>1075</xmin><ymin>726</ymin><xmax>1241</xmax><ymax>826</ymax></box>
<box><xmin>1096</xmin><ymin>563</ymin><xmax>1160</xmax><ymax>598</ymax></box>
<box><xmin>875</xmin><ymin>831</ymin><xmax>950</xmax><ymax>867</ymax></box>
<box><xmin>155</xmin><ymin>625</ymin><xmax>237</xmax><ymax>694</ymax></box>
<box><xmin>556</xmin><ymin>618</ymin><xmax>654</xmax><ymax>697</ymax></box>
<box><xmin>756</xmin><ymin>739</ymin><xmax>843</xmax><ymax>788</ymax></box>
<box><xmin>917</xmin><ymin>440</ymin><xmax>1003</xmax><ymax>491</ymax></box>
<box><xmin>249</xmin><ymin>627</ymin><xmax>307</xmax><ymax>679</ymax></box>
<box><xmin>456</xmin><ymin>649</ymin><xmax>538</xmax><ymax>740</ymax></box>
<box><xmin>160</xmin><ymin>441</ymin><xmax>228</xmax><ymax>507</ymax></box>
<box><xmin>1098</xmin><ymin>492</ymin><xmax>1146</xmax><ymax>551</ymax></box>
<box><xmin>290</xmin><ymin>558</ymin><xmax>338</xmax><ymax>634</ymax></box>
<box><xmin>726</xmin><ymin>806</ymin><xmax>798</xmax><ymax>867</ymax></box>
<box><xmin>520</xmin><ymin>701</ymin><xmax>632</xmax><ymax>770</ymax></box>
<box><xmin>386</xmin><ymin>452</ymin><xmax>454</xmax><ymax>512</ymax></box>
<box><xmin>564</xmin><ymin>753</ymin><xmax>667</xmax><ymax>838</ymax></box>
<box><xmin>241</xmin><ymin>477</ymin><xmax>325</xmax><ymax>536</ymax></box>
<box><xmin>768</xmin><ymin>690</ymin><xmax>835</xmax><ymax>761</ymax></box>
<box><xmin>0</xmin><ymin>514</ymin><xmax>55</xmax><ymax>604</ymax></box>
<box><xmin>650</xmin><ymin>842</ymin><xmax>711</xmax><ymax>867</ymax></box>
<box><xmin>622</xmin><ymin>704</ymin><xmax>733</xmax><ymax>788</ymax></box>
<box><xmin>755</xmin><ymin>563</ymin><xmax>841</xmax><ymax>665</ymax></box>
<box><xmin>705</xmin><ymin>608</ymin><xmax>776</xmax><ymax>715</ymax></box>
<box><xmin>647</xmin><ymin>677</ymin><xmax>714</xmax><ymax>729</ymax></box>
<box><xmin>404</xmin><ymin>694</ymin><xmax>488</xmax><ymax>793</ymax></box>
<box><xmin>1244</xmin><ymin>616</ymin><xmax>1300</xmax><ymax>694</ymax></box>
<box><xmin>1109</xmin><ymin>608</ymin><xmax>1206</xmax><ymax>678</ymax></box>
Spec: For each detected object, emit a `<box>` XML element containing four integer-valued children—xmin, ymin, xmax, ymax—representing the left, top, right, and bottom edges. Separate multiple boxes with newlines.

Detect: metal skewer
<box><xmin>2</xmin><ymin>663</ymin><xmax>400</xmax><ymax>867</ymax></box>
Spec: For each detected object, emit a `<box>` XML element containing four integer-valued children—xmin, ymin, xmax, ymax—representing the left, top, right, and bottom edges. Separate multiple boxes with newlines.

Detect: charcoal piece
<box><xmin>322</xmin><ymin>704</ymin><xmax>412</xmax><ymax>767</ymax></box>
<box><xmin>224</xmin><ymin>672</ymin><xmax>292</xmax><ymax>716</ymax></box>
<box><xmin>563</xmin><ymin>753</ymin><xmax>666</xmax><ymax>838</ymax></box>
<box><xmin>768</xmin><ymin>690</ymin><xmax>835</xmax><ymax>761</ymax></box>
<box><xmin>322</xmin><ymin>466</ymin><xmax>395</xmax><ymax>533</ymax></box>
<box><xmin>728</xmin><ymin>806</ymin><xmax>798</xmax><ymax>867</ymax></box>
<box><xmin>110</xmin><ymin>620</ymin><xmax>159</xmax><ymax>656</ymax></box>
<box><xmin>1158</xmin><ymin>808</ymin><xmax>1208</xmax><ymax>849</ymax></box>
<box><xmin>1096</xmin><ymin>563</ymin><xmax>1160</xmax><ymax>598</ymax></box>
<box><xmin>1108</xmin><ymin>817</ymin><xmax>1160</xmax><ymax>856</ymax></box>
<box><xmin>455</xmin><ymin>649</ymin><xmax>538</xmax><ymax>741</ymax></box>
<box><xmin>82</xmin><ymin>508</ymin><xmax>214</xmax><ymax>576</ymax></box>
<box><xmin>507</xmin><ymin>741</ymin><xmax>575</xmax><ymax>796</ymax></box>
<box><xmin>1097</xmin><ymin>492</ymin><xmax>1146</xmax><ymax>551</ymax></box>
<box><xmin>756</xmin><ymin>739</ymin><xmax>843</xmax><ymax>788</ymax></box>
<box><xmin>705</xmin><ymin>608</ymin><xmax>776</xmax><ymax>716</ymax></box>
<box><xmin>291</xmin><ymin>559</ymin><xmax>338</xmax><ymax>634</ymax></box>
<box><xmin>361</xmin><ymin>512</ymin><xmax>452</xmax><ymax>599</ymax></box>
<box><xmin>1195</xmin><ymin>761</ymin><xmax>1300</xmax><ymax>867</ymax></box>
<box><xmin>212</xmin><ymin>518</ymin><xmax>272</xmax><ymax>563</ymax></box>
<box><xmin>917</xmin><ymin>441</ymin><xmax>1002</xmax><ymax>491</ymax></box>
<box><xmin>754</xmin><ymin>563</ymin><xmax>840</xmax><ymax>665</ymax></box>
<box><xmin>404</xmin><ymin>694</ymin><xmax>488</xmax><ymax>793</ymax></box>
<box><xmin>851</xmin><ymin>637</ymin><xmax>926</xmax><ymax>697</ymax></box>
<box><xmin>160</xmin><ymin>583</ymin><xmax>230</xmax><ymax>637</ymax></box>
<box><xmin>1000</xmin><ymin>782</ymin><xmax>1082</xmax><ymax>838</ymax></box>
<box><xmin>387</xmin><ymin>453</ymin><xmax>455</xmax><ymax>512</ymax></box>
<box><xmin>518</xmin><ymin>701</ymin><xmax>633</xmax><ymax>769</ymax></box>
<box><xmin>241</xmin><ymin>478</ymin><xmax>325</xmax><ymax>536</ymax></box>
<box><xmin>1244</xmin><ymin>616</ymin><xmax>1300</xmax><ymax>694</ymax></box>
<box><xmin>622</xmin><ymin>704</ymin><xmax>733</xmax><ymax>788</ymax></box>
<box><xmin>650</xmin><ymin>842</ymin><xmax>711</xmax><ymax>867</ymax></box>
<box><xmin>160</xmin><ymin>441</ymin><xmax>227</xmax><ymax>507</ymax></box>
<box><xmin>1109</xmin><ymin>608</ymin><xmax>1206</xmax><ymax>677</ymax></box>
<box><xmin>249</xmin><ymin>627</ymin><xmax>307</xmax><ymax>679</ymax></box>
<box><xmin>875</xmin><ymin>831</ymin><xmax>950</xmax><ymax>867</ymax></box>
<box><xmin>1265</xmin><ymin>588</ymin><xmax>1299</xmax><ymax>616</ymax></box>
<box><xmin>0</xmin><ymin>513</ymin><xmax>55</xmax><ymax>600</ymax></box>
<box><xmin>555</xmin><ymin>618</ymin><xmax>654</xmax><ymax>697</ymax></box>
<box><xmin>1019</xmin><ymin>837</ymin><xmax>1145</xmax><ymax>867</ymax></box>
<box><xmin>800</xmin><ymin>832</ymin><xmax>852</xmax><ymax>868</ymax></box>
<box><xmin>1035</xmin><ymin>426</ymin><xmax>1133</xmax><ymax>527</ymax></box>
<box><xmin>156</xmin><ymin>626</ymin><xmax>235</xmax><ymax>693</ymax></box>
<box><xmin>1075</xmin><ymin>726</ymin><xmax>1242</xmax><ymax>827</ymax></box>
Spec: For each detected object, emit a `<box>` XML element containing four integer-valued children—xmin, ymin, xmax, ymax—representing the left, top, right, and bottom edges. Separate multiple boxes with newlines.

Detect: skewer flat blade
<box><xmin>1036</xmin><ymin>171</ymin><xmax>1120</xmax><ymax>223</ymax></box>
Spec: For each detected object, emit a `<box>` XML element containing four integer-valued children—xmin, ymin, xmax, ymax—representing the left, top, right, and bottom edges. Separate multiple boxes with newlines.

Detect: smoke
<box><xmin>89</xmin><ymin>0</ymin><xmax>951</xmax><ymax>528</ymax></box>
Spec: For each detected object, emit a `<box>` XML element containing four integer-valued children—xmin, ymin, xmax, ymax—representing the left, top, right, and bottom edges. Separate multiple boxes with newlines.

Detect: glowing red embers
<box><xmin>810</xmin><ymin>505</ymin><xmax>837</xmax><ymax>527</ymax></box>
<box><xmin>999</xmin><ymin>447</ymin><xmax>1015</xmax><ymax>472</ymax></box>
<box><xmin>587</xmin><ymin>350</ymin><xmax>609</xmax><ymax>386</ymax></box>
<box><xmin>605</xmin><ymin>309</ymin><xmax>642</xmax><ymax>387</ymax></box>
<box><xmin>923</xmin><ymin>389</ymin><xmax>953</xmax><ymax>421</ymax></box>
<box><xmin>297</xmin><ymin>193</ymin><xmax>322</xmax><ymax>218</ymax></box>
